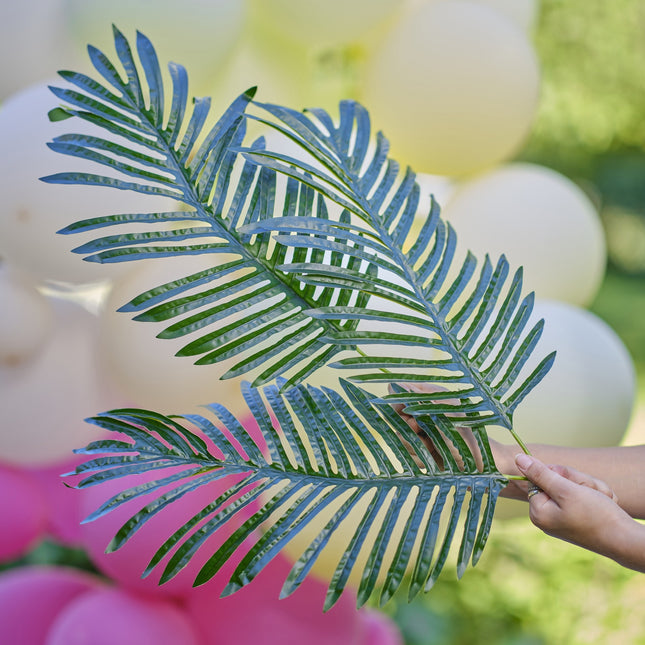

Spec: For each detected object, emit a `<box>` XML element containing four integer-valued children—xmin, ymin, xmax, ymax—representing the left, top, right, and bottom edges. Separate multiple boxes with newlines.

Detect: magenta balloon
<box><xmin>46</xmin><ymin>588</ymin><xmax>200</xmax><ymax>645</ymax></box>
<box><xmin>27</xmin><ymin>452</ymin><xmax>87</xmax><ymax>546</ymax></box>
<box><xmin>358</xmin><ymin>609</ymin><xmax>404</xmax><ymax>645</ymax></box>
<box><xmin>0</xmin><ymin>462</ymin><xmax>48</xmax><ymax>561</ymax></box>
<box><xmin>186</xmin><ymin>552</ymin><xmax>363</xmax><ymax>645</ymax></box>
<box><xmin>79</xmin><ymin>462</ymin><xmax>261</xmax><ymax>598</ymax></box>
<box><xmin>0</xmin><ymin>566</ymin><xmax>102</xmax><ymax>645</ymax></box>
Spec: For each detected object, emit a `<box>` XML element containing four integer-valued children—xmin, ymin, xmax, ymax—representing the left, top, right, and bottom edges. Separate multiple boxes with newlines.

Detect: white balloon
<box><xmin>98</xmin><ymin>256</ymin><xmax>249</xmax><ymax>417</ymax></box>
<box><xmin>64</xmin><ymin>0</ymin><xmax>246</xmax><ymax>95</ymax></box>
<box><xmin>0</xmin><ymin>264</ymin><xmax>53</xmax><ymax>367</ymax></box>
<box><xmin>464</xmin><ymin>0</ymin><xmax>539</xmax><ymax>32</ymax></box>
<box><xmin>362</xmin><ymin>1</ymin><xmax>540</xmax><ymax>176</ymax></box>
<box><xmin>441</xmin><ymin>163</ymin><xmax>607</xmax><ymax>307</ymax></box>
<box><xmin>250</xmin><ymin>0</ymin><xmax>405</xmax><ymax>50</ymax></box>
<box><xmin>0</xmin><ymin>297</ymin><xmax>124</xmax><ymax>465</ymax></box>
<box><xmin>509</xmin><ymin>300</ymin><xmax>636</xmax><ymax>449</ymax></box>
<box><xmin>0</xmin><ymin>82</ymin><xmax>179</xmax><ymax>286</ymax></box>
<box><xmin>0</xmin><ymin>0</ymin><xmax>80</xmax><ymax>100</ymax></box>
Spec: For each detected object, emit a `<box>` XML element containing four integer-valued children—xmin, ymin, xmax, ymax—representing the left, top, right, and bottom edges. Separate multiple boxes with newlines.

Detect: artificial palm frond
<box><xmin>236</xmin><ymin>101</ymin><xmax>556</xmax><ymax>434</ymax></box>
<box><xmin>47</xmin><ymin>29</ymin><xmax>553</xmax><ymax>605</ymax></box>
<box><xmin>42</xmin><ymin>26</ymin><xmax>372</xmax><ymax>386</ymax></box>
<box><xmin>73</xmin><ymin>379</ymin><xmax>507</xmax><ymax>610</ymax></box>
<box><xmin>44</xmin><ymin>28</ymin><xmax>554</xmax><ymax>417</ymax></box>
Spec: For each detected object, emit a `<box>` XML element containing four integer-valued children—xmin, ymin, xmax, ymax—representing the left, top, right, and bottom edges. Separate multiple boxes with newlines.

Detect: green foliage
<box><xmin>75</xmin><ymin>379</ymin><xmax>506</xmax><ymax>610</ymax></box>
<box><xmin>45</xmin><ymin>27</ymin><xmax>552</xmax><ymax>607</ymax></box>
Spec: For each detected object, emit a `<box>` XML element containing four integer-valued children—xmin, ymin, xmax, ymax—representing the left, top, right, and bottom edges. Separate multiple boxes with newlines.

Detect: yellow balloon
<box><xmin>250</xmin><ymin>0</ymin><xmax>405</xmax><ymax>50</ymax></box>
<box><xmin>441</xmin><ymin>163</ymin><xmax>606</xmax><ymax>307</ymax></box>
<box><xmin>63</xmin><ymin>0</ymin><xmax>246</xmax><ymax>95</ymax></box>
<box><xmin>362</xmin><ymin>1</ymin><xmax>540</xmax><ymax>176</ymax></box>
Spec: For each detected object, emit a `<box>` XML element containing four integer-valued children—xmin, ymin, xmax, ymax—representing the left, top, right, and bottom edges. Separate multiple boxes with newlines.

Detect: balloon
<box><xmin>0</xmin><ymin>566</ymin><xmax>102</xmax><ymax>645</ymax></box>
<box><xmin>0</xmin><ymin>82</ymin><xmax>178</xmax><ymax>285</ymax></box>
<box><xmin>98</xmin><ymin>257</ymin><xmax>249</xmax><ymax>417</ymax></box>
<box><xmin>46</xmin><ymin>588</ymin><xmax>200</xmax><ymax>645</ymax></box>
<box><xmin>250</xmin><ymin>0</ymin><xmax>405</xmax><ymax>50</ymax></box>
<box><xmin>64</xmin><ymin>0</ymin><xmax>245</xmax><ymax>96</ymax></box>
<box><xmin>0</xmin><ymin>296</ymin><xmax>125</xmax><ymax>465</ymax></box>
<box><xmin>508</xmin><ymin>300</ymin><xmax>636</xmax><ymax>449</ymax></box>
<box><xmin>0</xmin><ymin>0</ymin><xmax>79</xmax><ymax>100</ymax></box>
<box><xmin>0</xmin><ymin>462</ymin><xmax>48</xmax><ymax>561</ymax></box>
<box><xmin>358</xmin><ymin>609</ymin><xmax>404</xmax><ymax>645</ymax></box>
<box><xmin>465</xmin><ymin>0</ymin><xmax>539</xmax><ymax>32</ymax></box>
<box><xmin>209</xmin><ymin>29</ymin><xmax>308</xmax><ymax>119</ymax></box>
<box><xmin>441</xmin><ymin>163</ymin><xmax>606</xmax><ymax>307</ymax></box>
<box><xmin>185</xmin><ymin>552</ymin><xmax>363</xmax><ymax>645</ymax></box>
<box><xmin>0</xmin><ymin>264</ymin><xmax>53</xmax><ymax>367</ymax></box>
<box><xmin>79</xmin><ymin>461</ymin><xmax>260</xmax><ymax>598</ymax></box>
<box><xmin>362</xmin><ymin>1</ymin><xmax>540</xmax><ymax>176</ymax></box>
<box><xmin>27</xmin><ymin>452</ymin><xmax>89</xmax><ymax>546</ymax></box>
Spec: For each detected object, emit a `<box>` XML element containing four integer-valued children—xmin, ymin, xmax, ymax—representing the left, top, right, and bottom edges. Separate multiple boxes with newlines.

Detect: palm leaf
<box><xmin>236</xmin><ymin>100</ymin><xmax>556</xmax><ymax>432</ymax></box>
<box><xmin>42</xmin><ymin>26</ymin><xmax>372</xmax><ymax>386</ymax></box>
<box><xmin>72</xmin><ymin>379</ymin><xmax>507</xmax><ymax>610</ymax></box>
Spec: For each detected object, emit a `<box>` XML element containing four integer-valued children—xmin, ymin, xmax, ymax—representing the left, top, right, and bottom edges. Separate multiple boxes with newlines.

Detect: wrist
<box><xmin>492</xmin><ymin>440</ymin><xmax>518</xmax><ymax>476</ymax></box>
<box><xmin>609</xmin><ymin>516</ymin><xmax>645</xmax><ymax>573</ymax></box>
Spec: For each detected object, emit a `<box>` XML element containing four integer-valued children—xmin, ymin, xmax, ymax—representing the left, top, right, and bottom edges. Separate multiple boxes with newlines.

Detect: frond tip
<box><xmin>72</xmin><ymin>380</ymin><xmax>507</xmax><ymax>610</ymax></box>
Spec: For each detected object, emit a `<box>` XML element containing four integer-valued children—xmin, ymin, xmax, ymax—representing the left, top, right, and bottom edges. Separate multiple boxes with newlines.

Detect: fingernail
<box><xmin>515</xmin><ymin>454</ymin><xmax>533</xmax><ymax>472</ymax></box>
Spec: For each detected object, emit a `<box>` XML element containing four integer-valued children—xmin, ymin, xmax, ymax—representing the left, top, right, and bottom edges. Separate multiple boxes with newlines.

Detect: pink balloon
<box><xmin>46</xmin><ymin>587</ymin><xmax>200</xmax><ymax>645</ymax></box>
<box><xmin>79</xmin><ymin>464</ymin><xmax>259</xmax><ymax>599</ymax></box>
<box><xmin>0</xmin><ymin>461</ymin><xmax>48</xmax><ymax>561</ymax></box>
<box><xmin>27</xmin><ymin>452</ymin><xmax>88</xmax><ymax>546</ymax></box>
<box><xmin>185</xmin><ymin>552</ymin><xmax>364</xmax><ymax>645</ymax></box>
<box><xmin>358</xmin><ymin>609</ymin><xmax>404</xmax><ymax>645</ymax></box>
<box><xmin>0</xmin><ymin>566</ymin><xmax>102</xmax><ymax>645</ymax></box>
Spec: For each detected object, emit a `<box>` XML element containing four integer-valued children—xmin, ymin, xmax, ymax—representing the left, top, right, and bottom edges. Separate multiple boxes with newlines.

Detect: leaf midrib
<box><xmin>116</xmin><ymin>83</ymin><xmax>351</xmax><ymax>362</ymax></box>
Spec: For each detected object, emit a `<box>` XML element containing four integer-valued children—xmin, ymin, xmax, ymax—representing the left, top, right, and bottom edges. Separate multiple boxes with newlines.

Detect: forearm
<box><xmin>495</xmin><ymin>443</ymin><xmax>645</xmax><ymax>519</ymax></box>
<box><xmin>611</xmin><ymin>515</ymin><xmax>645</xmax><ymax>573</ymax></box>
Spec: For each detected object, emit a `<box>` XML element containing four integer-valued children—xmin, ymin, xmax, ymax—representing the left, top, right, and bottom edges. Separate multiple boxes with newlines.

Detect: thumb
<box><xmin>515</xmin><ymin>454</ymin><xmax>573</xmax><ymax>504</ymax></box>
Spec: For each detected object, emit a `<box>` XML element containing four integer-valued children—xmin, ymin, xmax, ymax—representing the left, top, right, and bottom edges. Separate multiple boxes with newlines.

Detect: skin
<box><xmin>393</xmin><ymin>384</ymin><xmax>645</xmax><ymax>573</ymax></box>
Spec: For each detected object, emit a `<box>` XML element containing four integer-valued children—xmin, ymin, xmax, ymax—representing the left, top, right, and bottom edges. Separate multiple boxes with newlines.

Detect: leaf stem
<box><xmin>509</xmin><ymin>428</ymin><xmax>531</xmax><ymax>455</ymax></box>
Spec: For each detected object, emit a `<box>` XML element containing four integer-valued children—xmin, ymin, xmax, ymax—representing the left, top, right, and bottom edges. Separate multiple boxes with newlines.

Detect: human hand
<box><xmin>514</xmin><ymin>453</ymin><xmax>645</xmax><ymax>569</ymax></box>
<box><xmin>389</xmin><ymin>383</ymin><xmax>484</xmax><ymax>472</ymax></box>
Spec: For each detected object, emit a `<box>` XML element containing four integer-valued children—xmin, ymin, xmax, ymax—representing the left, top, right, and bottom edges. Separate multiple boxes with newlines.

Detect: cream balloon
<box><xmin>98</xmin><ymin>256</ymin><xmax>249</xmax><ymax>417</ymax></box>
<box><xmin>507</xmin><ymin>300</ymin><xmax>636</xmax><ymax>449</ymax></box>
<box><xmin>362</xmin><ymin>1</ymin><xmax>540</xmax><ymax>176</ymax></box>
<box><xmin>0</xmin><ymin>0</ymin><xmax>79</xmax><ymax>100</ymax></box>
<box><xmin>250</xmin><ymin>0</ymin><xmax>405</xmax><ymax>50</ymax></box>
<box><xmin>63</xmin><ymin>0</ymin><xmax>245</xmax><ymax>96</ymax></box>
<box><xmin>465</xmin><ymin>0</ymin><xmax>539</xmax><ymax>32</ymax></box>
<box><xmin>0</xmin><ymin>296</ymin><xmax>125</xmax><ymax>465</ymax></box>
<box><xmin>493</xmin><ymin>299</ymin><xmax>635</xmax><ymax>521</ymax></box>
<box><xmin>0</xmin><ymin>264</ymin><xmax>54</xmax><ymax>367</ymax></box>
<box><xmin>0</xmin><ymin>82</ymin><xmax>179</xmax><ymax>286</ymax></box>
<box><xmin>441</xmin><ymin>163</ymin><xmax>606</xmax><ymax>307</ymax></box>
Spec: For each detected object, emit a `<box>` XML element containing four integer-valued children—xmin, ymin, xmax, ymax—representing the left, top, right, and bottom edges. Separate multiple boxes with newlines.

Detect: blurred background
<box><xmin>1</xmin><ymin>0</ymin><xmax>645</xmax><ymax>643</ymax></box>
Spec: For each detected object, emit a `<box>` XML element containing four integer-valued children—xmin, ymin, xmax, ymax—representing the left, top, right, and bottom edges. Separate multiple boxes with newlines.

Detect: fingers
<box><xmin>515</xmin><ymin>454</ymin><xmax>575</xmax><ymax>505</ymax></box>
<box><xmin>548</xmin><ymin>464</ymin><xmax>618</xmax><ymax>502</ymax></box>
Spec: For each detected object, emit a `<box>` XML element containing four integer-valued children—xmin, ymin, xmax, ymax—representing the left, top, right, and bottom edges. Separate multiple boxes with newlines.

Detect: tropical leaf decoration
<box><xmin>45</xmin><ymin>28</ymin><xmax>554</xmax><ymax>606</ymax></box>
<box><xmin>74</xmin><ymin>379</ymin><xmax>506</xmax><ymax>610</ymax></box>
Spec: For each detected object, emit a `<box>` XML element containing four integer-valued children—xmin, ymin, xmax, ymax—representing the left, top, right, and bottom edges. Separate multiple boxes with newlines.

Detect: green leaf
<box><xmin>71</xmin><ymin>380</ymin><xmax>507</xmax><ymax>610</ymax></box>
